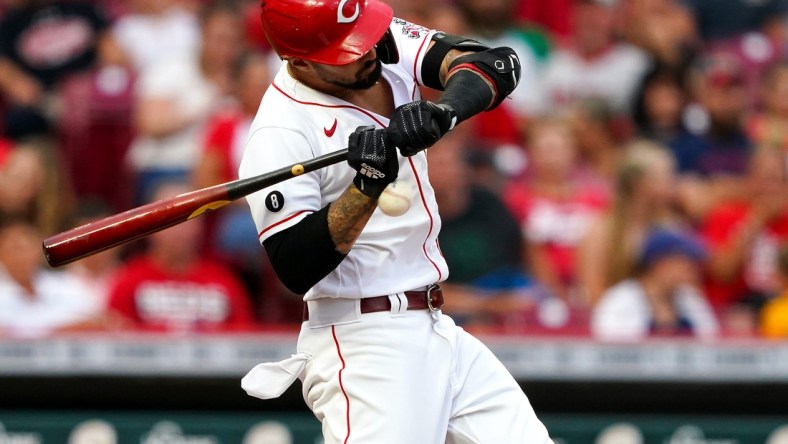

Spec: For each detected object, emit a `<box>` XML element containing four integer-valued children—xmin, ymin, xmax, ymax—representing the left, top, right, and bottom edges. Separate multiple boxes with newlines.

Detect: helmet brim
<box><xmin>307</xmin><ymin>0</ymin><xmax>394</xmax><ymax>66</ymax></box>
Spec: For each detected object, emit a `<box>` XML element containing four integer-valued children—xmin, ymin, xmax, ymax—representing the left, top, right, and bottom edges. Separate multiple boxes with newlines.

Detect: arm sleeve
<box><xmin>263</xmin><ymin>205</ymin><xmax>347</xmax><ymax>295</ymax></box>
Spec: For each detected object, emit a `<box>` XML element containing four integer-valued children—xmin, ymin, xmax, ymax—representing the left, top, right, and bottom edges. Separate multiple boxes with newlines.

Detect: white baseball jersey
<box><xmin>239</xmin><ymin>19</ymin><xmax>448</xmax><ymax>300</ymax></box>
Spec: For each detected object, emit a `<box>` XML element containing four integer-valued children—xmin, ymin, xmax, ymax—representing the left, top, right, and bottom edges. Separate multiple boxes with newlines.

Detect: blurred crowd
<box><xmin>2</xmin><ymin>0</ymin><xmax>788</xmax><ymax>340</ymax></box>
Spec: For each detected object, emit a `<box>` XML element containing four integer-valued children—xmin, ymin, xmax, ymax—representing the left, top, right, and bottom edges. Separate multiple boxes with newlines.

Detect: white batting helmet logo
<box><xmin>337</xmin><ymin>0</ymin><xmax>360</xmax><ymax>23</ymax></box>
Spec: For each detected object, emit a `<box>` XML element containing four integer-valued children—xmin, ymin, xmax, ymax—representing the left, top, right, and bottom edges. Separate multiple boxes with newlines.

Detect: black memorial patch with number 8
<box><xmin>265</xmin><ymin>191</ymin><xmax>285</xmax><ymax>212</ymax></box>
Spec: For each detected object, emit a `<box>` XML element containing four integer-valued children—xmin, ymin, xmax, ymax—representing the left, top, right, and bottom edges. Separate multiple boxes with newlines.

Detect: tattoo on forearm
<box><xmin>328</xmin><ymin>185</ymin><xmax>377</xmax><ymax>254</ymax></box>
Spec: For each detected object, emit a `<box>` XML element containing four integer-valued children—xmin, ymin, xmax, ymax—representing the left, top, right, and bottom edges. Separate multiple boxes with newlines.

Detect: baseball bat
<box><xmin>43</xmin><ymin>148</ymin><xmax>349</xmax><ymax>268</ymax></box>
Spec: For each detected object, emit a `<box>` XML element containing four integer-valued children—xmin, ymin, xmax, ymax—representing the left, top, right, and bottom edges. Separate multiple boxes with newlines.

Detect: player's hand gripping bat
<box><xmin>42</xmin><ymin>149</ymin><xmax>349</xmax><ymax>267</ymax></box>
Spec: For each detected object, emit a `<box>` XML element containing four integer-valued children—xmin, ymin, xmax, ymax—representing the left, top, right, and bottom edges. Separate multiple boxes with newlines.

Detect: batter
<box><xmin>240</xmin><ymin>1</ymin><xmax>553</xmax><ymax>442</ymax></box>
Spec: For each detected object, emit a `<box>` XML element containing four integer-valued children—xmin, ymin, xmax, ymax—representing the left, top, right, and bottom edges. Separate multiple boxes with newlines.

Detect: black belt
<box><xmin>302</xmin><ymin>284</ymin><xmax>444</xmax><ymax>321</ymax></box>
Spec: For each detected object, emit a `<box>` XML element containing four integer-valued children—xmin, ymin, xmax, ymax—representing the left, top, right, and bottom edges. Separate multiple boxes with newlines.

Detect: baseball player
<box><xmin>240</xmin><ymin>1</ymin><xmax>553</xmax><ymax>443</ymax></box>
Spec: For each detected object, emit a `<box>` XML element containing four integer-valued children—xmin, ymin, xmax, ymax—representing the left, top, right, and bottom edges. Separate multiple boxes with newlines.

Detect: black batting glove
<box><xmin>347</xmin><ymin>125</ymin><xmax>399</xmax><ymax>198</ymax></box>
<box><xmin>387</xmin><ymin>101</ymin><xmax>457</xmax><ymax>157</ymax></box>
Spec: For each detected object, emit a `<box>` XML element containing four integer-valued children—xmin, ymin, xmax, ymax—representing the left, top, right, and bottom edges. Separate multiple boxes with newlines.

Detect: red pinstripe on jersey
<box><xmin>332</xmin><ymin>325</ymin><xmax>352</xmax><ymax>444</ymax></box>
<box><xmin>272</xmin><ymin>83</ymin><xmax>387</xmax><ymax>128</ymax></box>
<box><xmin>408</xmin><ymin>157</ymin><xmax>442</xmax><ymax>281</ymax></box>
<box><xmin>412</xmin><ymin>31</ymin><xmax>432</xmax><ymax>88</ymax></box>
<box><xmin>258</xmin><ymin>210</ymin><xmax>313</xmax><ymax>239</ymax></box>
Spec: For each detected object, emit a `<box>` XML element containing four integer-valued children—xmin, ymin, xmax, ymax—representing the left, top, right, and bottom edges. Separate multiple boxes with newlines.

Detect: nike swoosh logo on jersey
<box><xmin>324</xmin><ymin>119</ymin><xmax>338</xmax><ymax>137</ymax></box>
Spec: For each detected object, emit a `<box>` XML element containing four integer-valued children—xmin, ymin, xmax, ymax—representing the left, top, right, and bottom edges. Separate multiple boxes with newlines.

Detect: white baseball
<box><xmin>378</xmin><ymin>181</ymin><xmax>413</xmax><ymax>217</ymax></box>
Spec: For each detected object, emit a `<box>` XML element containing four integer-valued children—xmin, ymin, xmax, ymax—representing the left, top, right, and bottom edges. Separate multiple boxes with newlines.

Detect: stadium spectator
<box><xmin>670</xmin><ymin>51</ymin><xmax>754</xmax><ymax>220</ymax></box>
<box><xmin>0</xmin><ymin>0</ymin><xmax>123</xmax><ymax>139</ymax></box>
<box><xmin>455</xmin><ymin>0</ymin><xmax>547</xmax><ymax>121</ymax></box>
<box><xmin>760</xmin><ymin>244</ymin><xmax>788</xmax><ymax>338</ymax></box>
<box><xmin>111</xmin><ymin>0</ymin><xmax>200</xmax><ymax>73</ymax></box>
<box><xmin>192</xmin><ymin>51</ymin><xmax>268</xmax><ymax>252</ymax></box>
<box><xmin>0</xmin><ymin>140</ymin><xmax>73</xmax><ymax>236</ymax></box>
<box><xmin>567</xmin><ymin>98</ymin><xmax>626</xmax><ymax>187</ymax></box>
<box><xmin>106</xmin><ymin>181</ymin><xmax>256</xmax><ymax>332</ymax></box>
<box><xmin>56</xmin><ymin>61</ymin><xmax>136</xmax><ymax>213</ymax></box>
<box><xmin>683</xmin><ymin>0</ymin><xmax>788</xmax><ymax>43</ymax></box>
<box><xmin>747</xmin><ymin>60</ymin><xmax>788</xmax><ymax>153</ymax></box>
<box><xmin>193</xmin><ymin>51</ymin><xmax>296</xmax><ymax>324</ymax></box>
<box><xmin>194</xmin><ymin>52</ymin><xmax>269</xmax><ymax>188</ymax></box>
<box><xmin>503</xmin><ymin>117</ymin><xmax>608</xmax><ymax>302</ymax></box>
<box><xmin>457</xmin><ymin>0</ymin><xmax>552</xmax><ymax>63</ymax></box>
<box><xmin>0</xmin><ymin>217</ymin><xmax>99</xmax><ymax>338</ymax></box>
<box><xmin>127</xmin><ymin>0</ymin><xmax>243</xmax><ymax>204</ymax></box>
<box><xmin>701</xmin><ymin>147</ymin><xmax>788</xmax><ymax>314</ymax></box>
<box><xmin>683</xmin><ymin>0</ymin><xmax>787</xmax><ymax>113</ymax></box>
<box><xmin>429</xmin><ymin>129</ymin><xmax>537</xmax><ymax>329</ymax></box>
<box><xmin>671</xmin><ymin>52</ymin><xmax>752</xmax><ymax>177</ymax></box>
<box><xmin>591</xmin><ymin>228</ymin><xmax>719</xmax><ymax>340</ymax></box>
<box><xmin>396</xmin><ymin>0</ymin><xmax>468</xmax><ymax>35</ymax></box>
<box><xmin>619</xmin><ymin>0</ymin><xmax>698</xmax><ymax>68</ymax></box>
<box><xmin>578</xmin><ymin>140</ymin><xmax>685</xmax><ymax>305</ymax></box>
<box><xmin>516</xmin><ymin>0</ymin><xmax>573</xmax><ymax>40</ymax></box>
<box><xmin>63</xmin><ymin>200</ymin><xmax>122</xmax><ymax>312</ymax></box>
<box><xmin>632</xmin><ymin>65</ymin><xmax>692</xmax><ymax>146</ymax></box>
<box><xmin>541</xmin><ymin>0</ymin><xmax>651</xmax><ymax>115</ymax></box>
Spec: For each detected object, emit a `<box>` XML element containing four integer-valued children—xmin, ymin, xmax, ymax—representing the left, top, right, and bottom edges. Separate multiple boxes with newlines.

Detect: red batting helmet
<box><xmin>260</xmin><ymin>0</ymin><xmax>394</xmax><ymax>65</ymax></box>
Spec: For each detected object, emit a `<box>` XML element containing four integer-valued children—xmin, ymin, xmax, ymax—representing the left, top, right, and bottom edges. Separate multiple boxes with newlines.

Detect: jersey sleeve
<box><xmin>239</xmin><ymin>126</ymin><xmax>323</xmax><ymax>243</ymax></box>
<box><xmin>388</xmin><ymin>18</ymin><xmax>438</xmax><ymax>87</ymax></box>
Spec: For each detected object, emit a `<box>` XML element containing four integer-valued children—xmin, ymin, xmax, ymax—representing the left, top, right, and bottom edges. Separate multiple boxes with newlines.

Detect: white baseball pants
<box><xmin>295</xmin><ymin>304</ymin><xmax>553</xmax><ymax>444</ymax></box>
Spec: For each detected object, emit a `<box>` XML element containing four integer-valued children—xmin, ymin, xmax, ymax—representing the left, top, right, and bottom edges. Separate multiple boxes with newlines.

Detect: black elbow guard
<box><xmin>421</xmin><ymin>32</ymin><xmax>489</xmax><ymax>90</ymax></box>
<box><xmin>447</xmin><ymin>47</ymin><xmax>522</xmax><ymax>110</ymax></box>
<box><xmin>436</xmin><ymin>46</ymin><xmax>522</xmax><ymax>123</ymax></box>
<box><xmin>262</xmin><ymin>205</ymin><xmax>346</xmax><ymax>295</ymax></box>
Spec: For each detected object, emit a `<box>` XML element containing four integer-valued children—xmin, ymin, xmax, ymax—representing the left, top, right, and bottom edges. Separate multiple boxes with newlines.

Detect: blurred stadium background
<box><xmin>1</xmin><ymin>0</ymin><xmax>788</xmax><ymax>442</ymax></box>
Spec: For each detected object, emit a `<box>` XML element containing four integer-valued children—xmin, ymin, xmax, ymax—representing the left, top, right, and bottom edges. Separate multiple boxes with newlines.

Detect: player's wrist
<box><xmin>352</xmin><ymin>174</ymin><xmax>389</xmax><ymax>198</ymax></box>
<box><xmin>388</xmin><ymin>101</ymin><xmax>457</xmax><ymax>157</ymax></box>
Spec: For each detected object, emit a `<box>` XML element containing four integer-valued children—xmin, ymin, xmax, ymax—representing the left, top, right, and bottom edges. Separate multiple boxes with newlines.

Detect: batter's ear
<box><xmin>286</xmin><ymin>57</ymin><xmax>310</xmax><ymax>72</ymax></box>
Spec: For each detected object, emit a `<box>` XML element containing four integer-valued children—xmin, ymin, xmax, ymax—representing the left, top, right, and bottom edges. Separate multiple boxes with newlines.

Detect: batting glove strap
<box><xmin>347</xmin><ymin>126</ymin><xmax>399</xmax><ymax>198</ymax></box>
<box><xmin>388</xmin><ymin>101</ymin><xmax>457</xmax><ymax>157</ymax></box>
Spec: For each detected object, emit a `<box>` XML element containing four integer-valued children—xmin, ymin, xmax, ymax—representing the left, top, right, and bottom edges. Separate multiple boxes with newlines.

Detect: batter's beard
<box><xmin>330</xmin><ymin>59</ymin><xmax>383</xmax><ymax>90</ymax></box>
